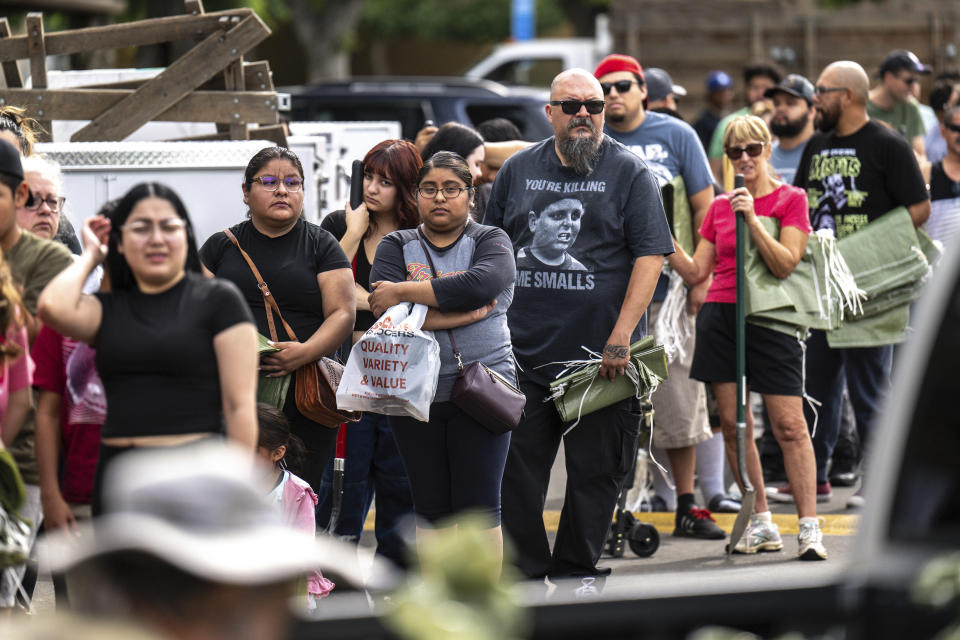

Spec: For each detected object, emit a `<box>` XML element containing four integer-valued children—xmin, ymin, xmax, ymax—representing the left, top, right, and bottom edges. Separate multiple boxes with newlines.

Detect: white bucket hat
<box><xmin>40</xmin><ymin>441</ymin><xmax>397</xmax><ymax>590</ymax></box>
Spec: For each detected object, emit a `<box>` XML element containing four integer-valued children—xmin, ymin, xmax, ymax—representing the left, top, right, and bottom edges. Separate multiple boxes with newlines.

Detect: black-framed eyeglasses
<box><xmin>814</xmin><ymin>85</ymin><xmax>848</xmax><ymax>97</ymax></box>
<box><xmin>550</xmin><ymin>100</ymin><xmax>606</xmax><ymax>115</ymax></box>
<box><xmin>724</xmin><ymin>142</ymin><xmax>765</xmax><ymax>160</ymax></box>
<box><xmin>416</xmin><ymin>185</ymin><xmax>472</xmax><ymax>199</ymax></box>
<box><xmin>944</xmin><ymin>122</ymin><xmax>960</xmax><ymax>134</ymax></box>
<box><xmin>252</xmin><ymin>176</ymin><xmax>303</xmax><ymax>192</ymax></box>
<box><xmin>25</xmin><ymin>194</ymin><xmax>65</xmax><ymax>212</ymax></box>
<box><xmin>600</xmin><ymin>80</ymin><xmax>639</xmax><ymax>95</ymax></box>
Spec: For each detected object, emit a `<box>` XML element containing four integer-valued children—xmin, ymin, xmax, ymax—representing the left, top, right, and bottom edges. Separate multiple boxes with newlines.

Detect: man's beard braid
<box><xmin>559</xmin><ymin>118</ymin><xmax>603</xmax><ymax>175</ymax></box>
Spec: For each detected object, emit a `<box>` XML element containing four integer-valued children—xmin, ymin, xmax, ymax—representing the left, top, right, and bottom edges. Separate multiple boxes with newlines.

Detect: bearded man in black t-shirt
<box><xmin>485</xmin><ymin>68</ymin><xmax>674</xmax><ymax>588</ymax></box>
<box><xmin>792</xmin><ymin>61</ymin><xmax>930</xmax><ymax>510</ymax></box>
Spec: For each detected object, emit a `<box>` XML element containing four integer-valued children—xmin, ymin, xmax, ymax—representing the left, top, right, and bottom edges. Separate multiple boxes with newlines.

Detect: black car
<box><xmin>283</xmin><ymin>77</ymin><xmax>552</xmax><ymax>142</ymax></box>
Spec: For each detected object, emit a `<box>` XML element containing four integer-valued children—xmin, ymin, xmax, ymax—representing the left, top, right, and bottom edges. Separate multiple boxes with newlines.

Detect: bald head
<box><xmin>821</xmin><ymin>61</ymin><xmax>869</xmax><ymax>104</ymax></box>
<box><xmin>550</xmin><ymin>69</ymin><xmax>603</xmax><ymax>101</ymax></box>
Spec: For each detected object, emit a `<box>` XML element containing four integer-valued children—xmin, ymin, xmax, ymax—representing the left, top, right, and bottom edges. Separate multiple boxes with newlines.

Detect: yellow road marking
<box><xmin>362</xmin><ymin>511</ymin><xmax>859</xmax><ymax>535</ymax></box>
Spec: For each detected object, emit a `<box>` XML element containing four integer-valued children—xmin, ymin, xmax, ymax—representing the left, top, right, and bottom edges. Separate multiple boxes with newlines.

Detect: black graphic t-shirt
<box><xmin>484</xmin><ymin>136</ymin><xmax>674</xmax><ymax>386</ymax></box>
<box><xmin>793</xmin><ymin>120</ymin><xmax>928</xmax><ymax>239</ymax></box>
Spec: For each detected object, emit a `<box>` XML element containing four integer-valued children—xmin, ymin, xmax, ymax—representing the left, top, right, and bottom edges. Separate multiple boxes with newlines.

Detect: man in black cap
<box><xmin>645</xmin><ymin>68</ymin><xmax>687</xmax><ymax>114</ymax></box>
<box><xmin>766</xmin><ymin>74</ymin><xmax>816</xmax><ymax>185</ymax></box>
<box><xmin>867</xmin><ymin>49</ymin><xmax>931</xmax><ymax>160</ymax></box>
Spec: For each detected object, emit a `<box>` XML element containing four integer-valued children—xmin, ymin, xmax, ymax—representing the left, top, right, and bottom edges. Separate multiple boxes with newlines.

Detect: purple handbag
<box><xmin>417</xmin><ymin>232</ymin><xmax>525</xmax><ymax>434</ymax></box>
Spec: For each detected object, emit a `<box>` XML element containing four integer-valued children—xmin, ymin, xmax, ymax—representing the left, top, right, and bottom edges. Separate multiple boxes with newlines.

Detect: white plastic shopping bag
<box><xmin>336</xmin><ymin>303</ymin><xmax>440</xmax><ymax>421</ymax></box>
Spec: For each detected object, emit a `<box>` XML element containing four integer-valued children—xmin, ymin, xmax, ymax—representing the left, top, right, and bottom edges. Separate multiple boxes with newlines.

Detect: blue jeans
<box><xmin>803</xmin><ymin>330</ymin><xmax>893</xmax><ymax>484</ymax></box>
<box><xmin>316</xmin><ymin>413</ymin><xmax>414</xmax><ymax>568</ymax></box>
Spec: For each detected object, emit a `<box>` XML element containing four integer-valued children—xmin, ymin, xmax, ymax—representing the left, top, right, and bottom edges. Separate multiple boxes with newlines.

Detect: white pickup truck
<box><xmin>465</xmin><ymin>15</ymin><xmax>611</xmax><ymax>86</ymax></box>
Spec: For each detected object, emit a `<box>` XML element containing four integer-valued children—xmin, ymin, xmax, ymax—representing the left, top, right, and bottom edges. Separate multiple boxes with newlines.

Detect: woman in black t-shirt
<box><xmin>316</xmin><ymin>139</ymin><xmax>419</xmax><ymax>566</ymax></box>
<box><xmin>199</xmin><ymin>147</ymin><xmax>355</xmax><ymax>492</ymax></box>
<box><xmin>37</xmin><ymin>183</ymin><xmax>259</xmax><ymax>513</ymax></box>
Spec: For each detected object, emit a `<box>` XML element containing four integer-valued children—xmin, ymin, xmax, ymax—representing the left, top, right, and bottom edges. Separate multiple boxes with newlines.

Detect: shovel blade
<box><xmin>726</xmin><ymin>487</ymin><xmax>756</xmax><ymax>554</ymax></box>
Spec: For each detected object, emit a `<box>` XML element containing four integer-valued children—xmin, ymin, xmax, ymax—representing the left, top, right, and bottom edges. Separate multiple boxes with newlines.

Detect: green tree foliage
<box><xmin>361</xmin><ymin>0</ymin><xmax>566</xmax><ymax>43</ymax></box>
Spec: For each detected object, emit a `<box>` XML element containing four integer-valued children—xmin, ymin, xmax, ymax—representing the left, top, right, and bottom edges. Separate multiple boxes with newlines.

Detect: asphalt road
<box><xmin>26</xmin><ymin>443</ymin><xmax>861</xmax><ymax>616</ymax></box>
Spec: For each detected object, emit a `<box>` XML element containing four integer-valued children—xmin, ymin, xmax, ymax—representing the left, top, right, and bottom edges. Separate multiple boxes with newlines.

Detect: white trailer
<box><xmin>34</xmin><ymin>120</ymin><xmax>400</xmax><ymax>245</ymax></box>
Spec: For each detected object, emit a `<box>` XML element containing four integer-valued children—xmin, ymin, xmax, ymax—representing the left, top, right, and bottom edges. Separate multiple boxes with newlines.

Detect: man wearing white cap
<box><xmin>41</xmin><ymin>442</ymin><xmax>396</xmax><ymax>638</ymax></box>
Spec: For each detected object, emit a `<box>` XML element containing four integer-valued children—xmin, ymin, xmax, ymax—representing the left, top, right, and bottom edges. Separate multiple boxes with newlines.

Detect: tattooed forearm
<box><xmin>603</xmin><ymin>344</ymin><xmax>628</xmax><ymax>360</ymax></box>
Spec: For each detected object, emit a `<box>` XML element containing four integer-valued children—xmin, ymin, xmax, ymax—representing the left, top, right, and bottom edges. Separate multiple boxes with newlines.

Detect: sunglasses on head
<box><xmin>600</xmin><ymin>80</ymin><xmax>639</xmax><ymax>95</ymax></box>
<box><xmin>944</xmin><ymin>122</ymin><xmax>960</xmax><ymax>134</ymax></box>
<box><xmin>550</xmin><ymin>100</ymin><xmax>606</xmax><ymax>115</ymax></box>
<box><xmin>724</xmin><ymin>142</ymin><xmax>765</xmax><ymax>160</ymax></box>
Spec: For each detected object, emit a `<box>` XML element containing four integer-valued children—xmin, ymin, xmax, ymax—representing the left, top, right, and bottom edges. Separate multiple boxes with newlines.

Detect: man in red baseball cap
<box><xmin>593</xmin><ymin>54</ymin><xmax>735</xmax><ymax>542</ymax></box>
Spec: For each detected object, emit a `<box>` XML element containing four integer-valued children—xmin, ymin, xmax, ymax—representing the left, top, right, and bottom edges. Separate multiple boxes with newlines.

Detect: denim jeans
<box><xmin>803</xmin><ymin>330</ymin><xmax>893</xmax><ymax>484</ymax></box>
<box><xmin>315</xmin><ymin>412</ymin><xmax>414</xmax><ymax>568</ymax></box>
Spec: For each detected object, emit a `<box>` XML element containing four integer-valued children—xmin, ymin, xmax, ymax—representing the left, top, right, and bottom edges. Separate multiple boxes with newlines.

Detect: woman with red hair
<box><xmin>317</xmin><ymin>139</ymin><xmax>421</xmax><ymax>569</ymax></box>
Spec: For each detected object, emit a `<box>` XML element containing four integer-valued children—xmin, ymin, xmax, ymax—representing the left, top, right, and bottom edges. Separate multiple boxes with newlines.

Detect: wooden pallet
<box><xmin>0</xmin><ymin>0</ymin><xmax>284</xmax><ymax>144</ymax></box>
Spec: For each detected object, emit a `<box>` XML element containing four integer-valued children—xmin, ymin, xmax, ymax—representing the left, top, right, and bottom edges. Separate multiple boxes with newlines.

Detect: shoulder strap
<box><xmin>415</xmin><ymin>229</ymin><xmax>463</xmax><ymax>369</ymax></box>
<box><xmin>223</xmin><ymin>228</ymin><xmax>299</xmax><ymax>343</ymax></box>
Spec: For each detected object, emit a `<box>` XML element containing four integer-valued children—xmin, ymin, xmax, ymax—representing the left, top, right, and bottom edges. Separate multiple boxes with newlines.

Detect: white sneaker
<box><xmin>798</xmin><ymin>518</ymin><xmax>828</xmax><ymax>560</ymax></box>
<box><xmin>732</xmin><ymin>516</ymin><xmax>783</xmax><ymax>554</ymax></box>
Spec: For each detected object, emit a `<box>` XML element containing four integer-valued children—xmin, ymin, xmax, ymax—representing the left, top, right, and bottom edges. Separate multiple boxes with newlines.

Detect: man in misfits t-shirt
<box><xmin>793</xmin><ymin>60</ymin><xmax>929</xmax><ymax>510</ymax></box>
<box><xmin>485</xmin><ymin>68</ymin><xmax>674</xmax><ymax>585</ymax></box>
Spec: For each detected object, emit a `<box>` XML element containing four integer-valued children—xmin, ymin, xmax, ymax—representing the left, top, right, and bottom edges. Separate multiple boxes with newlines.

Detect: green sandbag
<box><xmin>548</xmin><ymin>336</ymin><xmax>668</xmax><ymax>424</ymax></box>
<box><xmin>0</xmin><ymin>449</ymin><xmax>24</xmax><ymax>515</ymax></box>
<box><xmin>836</xmin><ymin>208</ymin><xmax>929</xmax><ymax>297</ymax></box>
<box><xmin>662</xmin><ymin>176</ymin><xmax>695</xmax><ymax>256</ymax></box>
<box><xmin>743</xmin><ymin>217</ymin><xmax>843</xmax><ymax>335</ymax></box>
<box><xmin>257</xmin><ymin>333</ymin><xmax>291</xmax><ymax>408</ymax></box>
<box><xmin>826</xmin><ymin>304</ymin><xmax>911</xmax><ymax>348</ymax></box>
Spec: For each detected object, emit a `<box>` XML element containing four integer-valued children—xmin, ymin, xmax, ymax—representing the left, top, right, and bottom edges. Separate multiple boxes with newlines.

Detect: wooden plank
<box><xmin>185</xmin><ymin>0</ymin><xmax>205</xmax><ymax>14</ymax></box>
<box><xmin>0</xmin><ymin>19</ymin><xmax>22</xmax><ymax>89</ymax></box>
<box><xmin>25</xmin><ymin>14</ymin><xmax>51</xmax><ymax>142</ymax></box>
<box><xmin>1</xmin><ymin>88</ymin><xmax>278</xmax><ymax>123</ymax></box>
<box><xmin>70</xmin><ymin>13</ymin><xmax>270</xmax><ymax>142</ymax></box>
<box><xmin>243</xmin><ymin>61</ymin><xmax>273</xmax><ymax>91</ymax></box>
<box><xmin>0</xmin><ymin>9</ymin><xmax>253</xmax><ymax>62</ymax></box>
<box><xmin>174</xmin><ymin>123</ymin><xmax>286</xmax><ymax>145</ymax></box>
<box><xmin>68</xmin><ymin>60</ymin><xmax>274</xmax><ymax>92</ymax></box>
<box><xmin>222</xmin><ymin>55</ymin><xmax>247</xmax><ymax>139</ymax></box>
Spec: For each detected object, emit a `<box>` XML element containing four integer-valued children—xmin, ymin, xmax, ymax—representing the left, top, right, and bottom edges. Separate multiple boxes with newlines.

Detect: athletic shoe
<box><xmin>674</xmin><ymin>506</ymin><xmax>726</xmax><ymax>539</ymax></box>
<box><xmin>766</xmin><ymin>482</ymin><xmax>833</xmax><ymax>503</ymax></box>
<box><xmin>708</xmin><ymin>494</ymin><xmax>742</xmax><ymax>513</ymax></box>
<box><xmin>730</xmin><ymin>517</ymin><xmax>783</xmax><ymax>554</ymax></box>
<box><xmin>798</xmin><ymin>518</ymin><xmax>828</xmax><ymax>560</ymax></box>
<box><xmin>846</xmin><ymin>488</ymin><xmax>865</xmax><ymax>509</ymax></box>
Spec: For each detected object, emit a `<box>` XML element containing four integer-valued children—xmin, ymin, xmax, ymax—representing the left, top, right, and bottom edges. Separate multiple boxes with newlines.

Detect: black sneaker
<box><xmin>673</xmin><ymin>506</ymin><xmax>726</xmax><ymax>539</ymax></box>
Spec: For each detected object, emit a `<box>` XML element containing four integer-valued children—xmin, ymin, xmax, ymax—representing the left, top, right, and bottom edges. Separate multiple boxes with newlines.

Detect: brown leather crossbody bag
<box><xmin>223</xmin><ymin>228</ymin><xmax>361</xmax><ymax>428</ymax></box>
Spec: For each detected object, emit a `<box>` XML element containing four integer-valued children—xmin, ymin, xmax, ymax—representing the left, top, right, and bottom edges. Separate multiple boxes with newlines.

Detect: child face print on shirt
<box><xmin>521</xmin><ymin>197</ymin><xmax>588</xmax><ymax>270</ymax></box>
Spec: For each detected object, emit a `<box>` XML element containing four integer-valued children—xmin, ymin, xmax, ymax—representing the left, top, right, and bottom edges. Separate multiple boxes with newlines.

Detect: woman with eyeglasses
<box><xmin>199</xmin><ymin>147</ymin><xmax>355</xmax><ymax>494</ymax></box>
<box><xmin>367</xmin><ymin>151</ymin><xmax>516</xmax><ymax>569</ymax></box>
<box><xmin>314</xmin><ymin>139</ymin><xmax>419</xmax><ymax>568</ymax></box>
<box><xmin>667</xmin><ymin>115</ymin><xmax>827</xmax><ymax>561</ymax></box>
<box><xmin>38</xmin><ymin>183</ymin><xmax>259</xmax><ymax>513</ymax></box>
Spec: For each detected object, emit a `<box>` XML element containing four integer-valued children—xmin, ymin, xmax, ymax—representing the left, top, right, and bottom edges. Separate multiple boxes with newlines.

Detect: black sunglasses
<box><xmin>724</xmin><ymin>142</ymin><xmax>765</xmax><ymax>160</ymax></box>
<box><xmin>945</xmin><ymin>122</ymin><xmax>960</xmax><ymax>134</ymax></box>
<box><xmin>600</xmin><ymin>80</ymin><xmax>639</xmax><ymax>95</ymax></box>
<box><xmin>550</xmin><ymin>100</ymin><xmax>606</xmax><ymax>115</ymax></box>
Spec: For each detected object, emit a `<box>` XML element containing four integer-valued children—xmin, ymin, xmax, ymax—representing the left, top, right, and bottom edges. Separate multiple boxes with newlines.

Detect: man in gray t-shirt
<box><xmin>485</xmin><ymin>68</ymin><xmax>673</xmax><ymax>584</ymax></box>
<box><xmin>766</xmin><ymin>74</ymin><xmax>817</xmax><ymax>185</ymax></box>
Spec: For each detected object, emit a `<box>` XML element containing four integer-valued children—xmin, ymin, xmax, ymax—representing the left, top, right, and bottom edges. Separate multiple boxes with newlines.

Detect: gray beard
<box><xmin>558</xmin><ymin>135</ymin><xmax>602</xmax><ymax>176</ymax></box>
